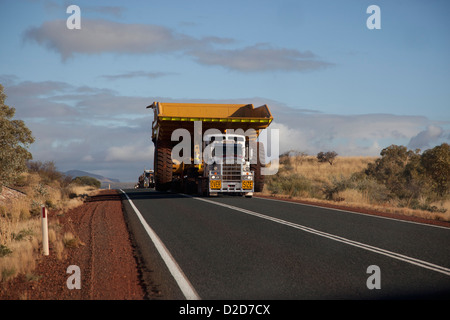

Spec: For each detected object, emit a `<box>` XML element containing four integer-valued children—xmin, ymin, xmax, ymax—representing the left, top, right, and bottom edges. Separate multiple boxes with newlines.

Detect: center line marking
<box><xmin>193</xmin><ymin>197</ymin><xmax>450</xmax><ymax>277</ymax></box>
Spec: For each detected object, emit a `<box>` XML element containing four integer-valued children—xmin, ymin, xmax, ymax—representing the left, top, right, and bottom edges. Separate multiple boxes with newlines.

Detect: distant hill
<box><xmin>65</xmin><ymin>170</ymin><xmax>120</xmax><ymax>184</ymax></box>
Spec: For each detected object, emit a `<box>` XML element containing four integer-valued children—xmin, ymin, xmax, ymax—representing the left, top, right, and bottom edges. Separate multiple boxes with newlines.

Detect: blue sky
<box><xmin>1</xmin><ymin>0</ymin><xmax>449</xmax><ymax>181</ymax></box>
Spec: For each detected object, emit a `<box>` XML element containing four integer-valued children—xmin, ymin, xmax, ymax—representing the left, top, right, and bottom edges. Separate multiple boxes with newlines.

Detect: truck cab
<box><xmin>203</xmin><ymin>134</ymin><xmax>254</xmax><ymax>196</ymax></box>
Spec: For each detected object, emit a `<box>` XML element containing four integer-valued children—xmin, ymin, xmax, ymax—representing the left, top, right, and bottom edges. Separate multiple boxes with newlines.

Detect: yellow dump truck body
<box><xmin>147</xmin><ymin>102</ymin><xmax>273</xmax><ymax>142</ymax></box>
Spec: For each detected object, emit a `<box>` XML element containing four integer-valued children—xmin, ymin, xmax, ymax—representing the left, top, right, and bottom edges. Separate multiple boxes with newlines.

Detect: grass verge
<box><xmin>0</xmin><ymin>172</ymin><xmax>98</xmax><ymax>283</ymax></box>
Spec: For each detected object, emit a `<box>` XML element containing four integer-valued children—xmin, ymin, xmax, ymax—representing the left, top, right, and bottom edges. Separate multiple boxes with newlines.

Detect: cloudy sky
<box><xmin>1</xmin><ymin>0</ymin><xmax>449</xmax><ymax>182</ymax></box>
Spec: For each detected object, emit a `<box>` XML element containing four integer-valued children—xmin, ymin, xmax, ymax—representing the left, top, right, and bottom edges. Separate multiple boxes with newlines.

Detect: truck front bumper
<box><xmin>209</xmin><ymin>180</ymin><xmax>254</xmax><ymax>193</ymax></box>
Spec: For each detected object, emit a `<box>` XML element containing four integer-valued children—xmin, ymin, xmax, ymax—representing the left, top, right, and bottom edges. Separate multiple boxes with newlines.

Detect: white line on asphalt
<box><xmin>193</xmin><ymin>197</ymin><xmax>450</xmax><ymax>277</ymax></box>
<box><xmin>256</xmin><ymin>196</ymin><xmax>450</xmax><ymax>230</ymax></box>
<box><xmin>120</xmin><ymin>189</ymin><xmax>201</xmax><ymax>300</ymax></box>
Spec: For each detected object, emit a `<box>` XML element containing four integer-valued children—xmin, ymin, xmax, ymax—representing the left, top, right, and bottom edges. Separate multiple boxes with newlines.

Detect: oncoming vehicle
<box><xmin>136</xmin><ymin>169</ymin><xmax>155</xmax><ymax>188</ymax></box>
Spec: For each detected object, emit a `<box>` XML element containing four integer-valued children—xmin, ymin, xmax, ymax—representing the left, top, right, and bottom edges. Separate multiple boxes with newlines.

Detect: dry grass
<box><xmin>62</xmin><ymin>232</ymin><xmax>83</xmax><ymax>249</ymax></box>
<box><xmin>334</xmin><ymin>189</ymin><xmax>450</xmax><ymax>222</ymax></box>
<box><xmin>0</xmin><ymin>217</ymin><xmax>40</xmax><ymax>281</ymax></box>
<box><xmin>0</xmin><ymin>173</ymin><xmax>98</xmax><ymax>282</ymax></box>
<box><xmin>283</xmin><ymin>155</ymin><xmax>377</xmax><ymax>183</ymax></box>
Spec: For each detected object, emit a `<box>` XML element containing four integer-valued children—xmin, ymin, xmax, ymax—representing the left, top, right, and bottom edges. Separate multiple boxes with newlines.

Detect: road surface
<box><xmin>121</xmin><ymin>189</ymin><xmax>450</xmax><ymax>300</ymax></box>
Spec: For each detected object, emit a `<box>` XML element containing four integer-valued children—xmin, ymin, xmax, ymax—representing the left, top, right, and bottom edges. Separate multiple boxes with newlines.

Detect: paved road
<box><xmin>121</xmin><ymin>189</ymin><xmax>450</xmax><ymax>300</ymax></box>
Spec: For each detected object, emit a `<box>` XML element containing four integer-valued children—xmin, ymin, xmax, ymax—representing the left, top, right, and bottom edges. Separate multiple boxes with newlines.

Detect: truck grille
<box><xmin>222</xmin><ymin>163</ymin><xmax>241</xmax><ymax>181</ymax></box>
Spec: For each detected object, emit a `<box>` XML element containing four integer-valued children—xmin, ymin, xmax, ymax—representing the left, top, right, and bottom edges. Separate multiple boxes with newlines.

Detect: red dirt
<box><xmin>0</xmin><ymin>189</ymin><xmax>147</xmax><ymax>300</ymax></box>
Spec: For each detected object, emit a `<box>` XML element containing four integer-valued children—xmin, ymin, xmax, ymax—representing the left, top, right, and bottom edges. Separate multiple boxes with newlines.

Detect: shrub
<box><xmin>12</xmin><ymin>228</ymin><xmax>34</xmax><ymax>242</ymax></box>
<box><xmin>0</xmin><ymin>245</ymin><xmax>12</xmax><ymax>257</ymax></box>
<box><xmin>365</xmin><ymin>144</ymin><xmax>448</xmax><ymax>205</ymax></box>
<box><xmin>354</xmin><ymin>176</ymin><xmax>391</xmax><ymax>204</ymax></box>
<box><xmin>267</xmin><ymin>174</ymin><xmax>315</xmax><ymax>198</ymax></box>
<box><xmin>421</xmin><ymin>143</ymin><xmax>450</xmax><ymax>197</ymax></box>
<box><xmin>321</xmin><ymin>175</ymin><xmax>351</xmax><ymax>200</ymax></box>
<box><xmin>27</xmin><ymin>161</ymin><xmax>64</xmax><ymax>185</ymax></box>
<box><xmin>72</xmin><ymin>176</ymin><xmax>101</xmax><ymax>189</ymax></box>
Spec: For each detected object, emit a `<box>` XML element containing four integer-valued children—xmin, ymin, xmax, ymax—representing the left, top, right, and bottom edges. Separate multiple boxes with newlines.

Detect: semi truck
<box><xmin>147</xmin><ymin>102</ymin><xmax>273</xmax><ymax>197</ymax></box>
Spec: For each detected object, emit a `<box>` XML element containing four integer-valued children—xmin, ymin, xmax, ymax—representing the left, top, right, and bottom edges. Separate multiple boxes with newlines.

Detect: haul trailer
<box><xmin>147</xmin><ymin>102</ymin><xmax>273</xmax><ymax>196</ymax></box>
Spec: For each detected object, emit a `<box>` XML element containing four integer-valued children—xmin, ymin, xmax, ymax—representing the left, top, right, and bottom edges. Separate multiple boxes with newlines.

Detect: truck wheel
<box><xmin>251</xmin><ymin>142</ymin><xmax>265</xmax><ymax>192</ymax></box>
<box><xmin>155</xmin><ymin>142</ymin><xmax>173</xmax><ymax>191</ymax></box>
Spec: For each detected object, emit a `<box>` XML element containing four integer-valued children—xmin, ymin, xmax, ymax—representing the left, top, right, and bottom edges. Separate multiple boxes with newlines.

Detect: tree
<box><xmin>27</xmin><ymin>160</ymin><xmax>67</xmax><ymax>185</ymax></box>
<box><xmin>421</xmin><ymin>143</ymin><xmax>450</xmax><ymax>197</ymax></box>
<box><xmin>0</xmin><ymin>84</ymin><xmax>35</xmax><ymax>191</ymax></box>
<box><xmin>317</xmin><ymin>151</ymin><xmax>338</xmax><ymax>165</ymax></box>
<box><xmin>365</xmin><ymin>145</ymin><xmax>422</xmax><ymax>201</ymax></box>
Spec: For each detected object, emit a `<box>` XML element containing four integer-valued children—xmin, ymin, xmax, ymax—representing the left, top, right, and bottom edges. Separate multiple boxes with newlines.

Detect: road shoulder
<box><xmin>0</xmin><ymin>189</ymin><xmax>146</xmax><ymax>300</ymax></box>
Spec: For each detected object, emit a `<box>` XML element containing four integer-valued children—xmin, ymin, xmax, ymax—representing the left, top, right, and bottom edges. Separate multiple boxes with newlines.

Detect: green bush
<box><xmin>421</xmin><ymin>143</ymin><xmax>450</xmax><ymax>197</ymax></box>
<box><xmin>365</xmin><ymin>144</ymin><xmax>449</xmax><ymax>205</ymax></box>
<box><xmin>353</xmin><ymin>176</ymin><xmax>391</xmax><ymax>204</ymax></box>
<box><xmin>267</xmin><ymin>174</ymin><xmax>316</xmax><ymax>198</ymax></box>
<box><xmin>321</xmin><ymin>175</ymin><xmax>351</xmax><ymax>200</ymax></box>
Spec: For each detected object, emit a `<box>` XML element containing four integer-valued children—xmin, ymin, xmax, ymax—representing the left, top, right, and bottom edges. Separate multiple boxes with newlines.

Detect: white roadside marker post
<box><xmin>41</xmin><ymin>205</ymin><xmax>49</xmax><ymax>256</ymax></box>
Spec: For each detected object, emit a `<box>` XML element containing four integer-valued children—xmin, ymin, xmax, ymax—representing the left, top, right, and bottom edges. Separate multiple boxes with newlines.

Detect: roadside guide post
<box><xmin>41</xmin><ymin>205</ymin><xmax>49</xmax><ymax>256</ymax></box>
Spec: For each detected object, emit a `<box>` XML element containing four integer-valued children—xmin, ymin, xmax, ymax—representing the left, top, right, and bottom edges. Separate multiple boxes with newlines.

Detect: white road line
<box><xmin>256</xmin><ymin>196</ymin><xmax>450</xmax><ymax>230</ymax></box>
<box><xmin>120</xmin><ymin>189</ymin><xmax>200</xmax><ymax>300</ymax></box>
<box><xmin>194</xmin><ymin>197</ymin><xmax>450</xmax><ymax>277</ymax></box>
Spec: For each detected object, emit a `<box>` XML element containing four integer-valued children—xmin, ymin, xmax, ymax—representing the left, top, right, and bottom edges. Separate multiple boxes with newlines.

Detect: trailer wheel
<box><xmin>251</xmin><ymin>142</ymin><xmax>265</xmax><ymax>192</ymax></box>
<box><xmin>155</xmin><ymin>142</ymin><xmax>173</xmax><ymax>191</ymax></box>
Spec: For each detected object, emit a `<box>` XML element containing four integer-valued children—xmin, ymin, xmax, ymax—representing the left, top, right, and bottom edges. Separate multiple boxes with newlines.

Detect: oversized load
<box><xmin>147</xmin><ymin>102</ymin><xmax>273</xmax><ymax>196</ymax></box>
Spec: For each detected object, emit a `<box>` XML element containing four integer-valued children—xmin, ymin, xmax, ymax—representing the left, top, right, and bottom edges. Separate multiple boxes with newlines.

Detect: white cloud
<box><xmin>82</xmin><ymin>155</ymin><xmax>94</xmax><ymax>162</ymax></box>
<box><xmin>408</xmin><ymin>125</ymin><xmax>445</xmax><ymax>150</ymax></box>
<box><xmin>268</xmin><ymin>122</ymin><xmax>310</xmax><ymax>153</ymax></box>
<box><xmin>105</xmin><ymin>145</ymin><xmax>154</xmax><ymax>162</ymax></box>
<box><xmin>23</xmin><ymin>19</ymin><xmax>332</xmax><ymax>72</ymax></box>
<box><xmin>263</xmin><ymin>102</ymin><xmax>448</xmax><ymax>156</ymax></box>
<box><xmin>23</xmin><ymin>19</ymin><xmax>200</xmax><ymax>61</ymax></box>
<box><xmin>190</xmin><ymin>43</ymin><xmax>333</xmax><ymax>72</ymax></box>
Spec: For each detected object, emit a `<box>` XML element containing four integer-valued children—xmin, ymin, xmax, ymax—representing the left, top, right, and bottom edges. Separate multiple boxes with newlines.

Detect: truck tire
<box><xmin>251</xmin><ymin>142</ymin><xmax>265</xmax><ymax>192</ymax></box>
<box><xmin>155</xmin><ymin>142</ymin><xmax>173</xmax><ymax>191</ymax></box>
